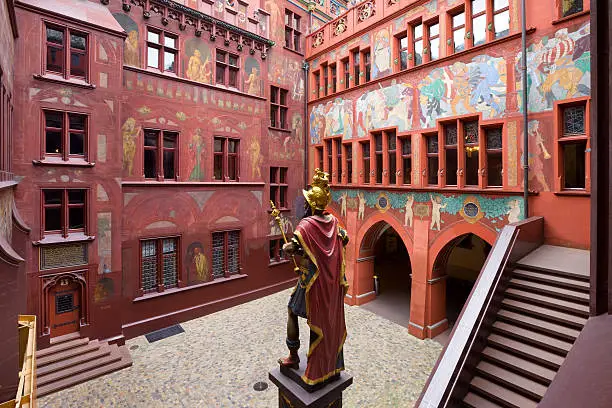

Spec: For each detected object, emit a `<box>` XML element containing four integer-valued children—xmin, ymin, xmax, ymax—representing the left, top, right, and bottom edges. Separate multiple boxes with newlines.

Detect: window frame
<box><xmin>341</xmin><ymin>57</ymin><xmax>350</xmax><ymax>90</ymax></box>
<box><xmin>400</xmin><ymin>136</ymin><xmax>412</xmax><ymax>185</ymax></box>
<box><xmin>215</xmin><ymin>49</ymin><xmax>240</xmax><ymax>88</ymax></box>
<box><xmin>139</xmin><ymin>236</ymin><xmax>181</xmax><ymax>295</ymax></box>
<box><xmin>558</xmin><ymin>0</ymin><xmax>585</xmax><ymax>19</ymax></box>
<box><xmin>41</xmin><ymin>188</ymin><xmax>88</xmax><ymax>238</ymax></box>
<box><xmin>483</xmin><ymin>124</ymin><xmax>504</xmax><ymax>188</ymax></box>
<box><xmin>387</xmin><ymin>130</ymin><xmax>398</xmax><ymax>185</ymax></box>
<box><xmin>330</xmin><ymin>63</ymin><xmax>337</xmax><ymax>94</ymax></box>
<box><xmin>269</xmin><ymin>238</ymin><xmax>286</xmax><ymax>265</ymax></box>
<box><xmin>325</xmin><ymin>139</ymin><xmax>333</xmax><ymax>175</ymax></box>
<box><xmin>313</xmin><ymin>70</ymin><xmax>321</xmax><ymax>99</ymax></box>
<box><xmin>213</xmin><ymin>136</ymin><xmax>240</xmax><ymax>182</ymax></box>
<box><xmin>284</xmin><ymin>9</ymin><xmax>302</xmax><ymax>52</ymax></box>
<box><xmin>315</xmin><ymin>145</ymin><xmax>324</xmax><ymax>170</ymax></box>
<box><xmin>352</xmin><ymin>49</ymin><xmax>361</xmax><ymax>86</ymax></box>
<box><xmin>44</xmin><ymin>23</ymin><xmax>89</xmax><ymax>81</ymax></box>
<box><xmin>425</xmin><ymin>18</ymin><xmax>440</xmax><ymax>62</ymax></box>
<box><xmin>361</xmin><ymin>141</ymin><xmax>371</xmax><ymax>184</ymax></box>
<box><xmin>344</xmin><ymin>142</ymin><xmax>353</xmax><ymax>184</ymax></box>
<box><xmin>143</xmin><ymin>129</ymin><xmax>179</xmax><ymax>181</ymax></box>
<box><xmin>374</xmin><ymin>132</ymin><xmax>383</xmax><ymax>184</ymax></box>
<box><xmin>362</xmin><ymin>49</ymin><xmax>371</xmax><ymax>83</ymax></box>
<box><xmin>146</xmin><ymin>27</ymin><xmax>179</xmax><ymax>74</ymax></box>
<box><xmin>270</xmin><ymin>166</ymin><xmax>289</xmax><ymax>209</ymax></box>
<box><xmin>424</xmin><ymin>132</ymin><xmax>439</xmax><ymax>186</ymax></box>
<box><xmin>211</xmin><ymin>230</ymin><xmax>242</xmax><ymax>278</ymax></box>
<box><xmin>42</xmin><ymin>109</ymin><xmax>88</xmax><ymax>162</ymax></box>
<box><xmin>270</xmin><ymin>86</ymin><xmax>289</xmax><ymax>129</ymax></box>
<box><xmin>396</xmin><ymin>32</ymin><xmax>409</xmax><ymax>71</ymax></box>
<box><xmin>449</xmin><ymin>6</ymin><xmax>467</xmax><ymax>54</ymax></box>
<box><xmin>554</xmin><ymin>98</ymin><xmax>590</xmax><ymax>192</ymax></box>
<box><xmin>335</xmin><ymin>138</ymin><xmax>343</xmax><ymax>183</ymax></box>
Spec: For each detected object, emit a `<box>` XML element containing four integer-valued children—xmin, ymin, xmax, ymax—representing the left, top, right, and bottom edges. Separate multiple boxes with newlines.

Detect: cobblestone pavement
<box><xmin>40</xmin><ymin>288</ymin><xmax>442</xmax><ymax>408</ymax></box>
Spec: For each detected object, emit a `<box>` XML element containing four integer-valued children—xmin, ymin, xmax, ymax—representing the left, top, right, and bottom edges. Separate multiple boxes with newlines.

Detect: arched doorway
<box><xmin>42</xmin><ymin>272</ymin><xmax>87</xmax><ymax>338</ymax></box>
<box><xmin>359</xmin><ymin>221</ymin><xmax>412</xmax><ymax>326</ymax></box>
<box><xmin>433</xmin><ymin>233</ymin><xmax>492</xmax><ymax>330</ymax></box>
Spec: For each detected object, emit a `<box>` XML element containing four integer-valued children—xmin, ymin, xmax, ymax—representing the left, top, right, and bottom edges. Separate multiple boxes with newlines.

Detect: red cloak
<box><xmin>294</xmin><ymin>214</ymin><xmax>348</xmax><ymax>385</ymax></box>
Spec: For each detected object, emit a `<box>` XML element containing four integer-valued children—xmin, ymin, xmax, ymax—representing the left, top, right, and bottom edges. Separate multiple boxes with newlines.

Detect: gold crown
<box><xmin>303</xmin><ymin>168</ymin><xmax>331</xmax><ymax>211</ymax></box>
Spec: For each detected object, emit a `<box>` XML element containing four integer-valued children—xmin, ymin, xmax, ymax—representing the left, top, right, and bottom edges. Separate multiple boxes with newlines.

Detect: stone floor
<box><xmin>39</xmin><ymin>288</ymin><xmax>443</xmax><ymax>408</ymax></box>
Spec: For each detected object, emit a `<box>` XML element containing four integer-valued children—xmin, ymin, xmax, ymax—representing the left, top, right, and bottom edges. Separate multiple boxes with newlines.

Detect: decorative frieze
<box><xmin>312</xmin><ymin>30</ymin><xmax>325</xmax><ymax>48</ymax></box>
<box><xmin>357</xmin><ymin>0</ymin><xmax>375</xmax><ymax>23</ymax></box>
<box><xmin>332</xmin><ymin>16</ymin><xmax>347</xmax><ymax>36</ymax></box>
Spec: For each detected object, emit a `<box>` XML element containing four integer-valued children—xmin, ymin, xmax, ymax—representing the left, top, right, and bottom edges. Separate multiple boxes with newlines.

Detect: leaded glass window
<box><xmin>212</xmin><ymin>232</ymin><xmax>225</xmax><ymax>278</ymax></box>
<box><xmin>485</xmin><ymin>127</ymin><xmax>503</xmax><ymax>149</ymax></box>
<box><xmin>486</xmin><ymin>127</ymin><xmax>503</xmax><ymax>187</ymax></box>
<box><xmin>464</xmin><ymin>121</ymin><xmax>479</xmax><ymax>144</ymax></box>
<box><xmin>228</xmin><ymin>231</ymin><xmax>240</xmax><ymax>274</ymax></box>
<box><xmin>563</xmin><ymin>106</ymin><xmax>585</xmax><ymax>136</ymax></box>
<box><xmin>141</xmin><ymin>240</ymin><xmax>157</xmax><ymax>292</ymax></box>
<box><xmin>427</xmin><ymin>135</ymin><xmax>438</xmax><ymax>153</ymax></box>
<box><xmin>445</xmin><ymin>124</ymin><xmax>458</xmax><ymax>145</ymax></box>
<box><xmin>561</xmin><ymin>0</ymin><xmax>583</xmax><ymax>17</ymax></box>
<box><xmin>162</xmin><ymin>238</ymin><xmax>177</xmax><ymax>288</ymax></box>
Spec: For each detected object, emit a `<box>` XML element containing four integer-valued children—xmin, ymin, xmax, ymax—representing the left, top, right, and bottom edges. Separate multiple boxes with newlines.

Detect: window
<box><xmin>472</xmin><ymin>0</ymin><xmax>487</xmax><ymax>47</ymax></box>
<box><xmin>388</xmin><ymin>131</ymin><xmax>397</xmax><ymax>184</ymax></box>
<box><xmin>45</xmin><ymin>25</ymin><xmax>88</xmax><ymax>79</ymax></box>
<box><xmin>426</xmin><ymin>134</ymin><xmax>439</xmax><ymax>185</ymax></box>
<box><xmin>335</xmin><ymin>139</ymin><xmax>343</xmax><ymax>183</ymax></box>
<box><xmin>284</xmin><ymin>10</ymin><xmax>302</xmax><ymax>52</ymax></box>
<box><xmin>313</xmin><ymin>70</ymin><xmax>321</xmax><ymax>98</ymax></box>
<box><xmin>342</xmin><ymin>58</ymin><xmax>350</xmax><ymax>90</ymax></box>
<box><xmin>147</xmin><ymin>28</ymin><xmax>177</xmax><ymax>73</ymax></box>
<box><xmin>322</xmin><ymin>63</ymin><xmax>329</xmax><ymax>96</ymax></box>
<box><xmin>485</xmin><ymin>127</ymin><xmax>503</xmax><ymax>187</ymax></box>
<box><xmin>215</xmin><ymin>50</ymin><xmax>239</xmax><ymax>88</ymax></box>
<box><xmin>316</xmin><ymin>146</ymin><xmax>323</xmax><ymax>170</ymax></box>
<box><xmin>374</xmin><ymin>133</ymin><xmax>383</xmax><ymax>184</ymax></box>
<box><xmin>270</xmin><ymin>167</ymin><xmax>288</xmax><ymax>208</ymax></box>
<box><xmin>397</xmin><ymin>33</ymin><xmax>409</xmax><ymax>70</ymax></box>
<box><xmin>270</xmin><ymin>86</ymin><xmax>289</xmax><ymax>129</ymax></box>
<box><xmin>401</xmin><ymin>137</ymin><xmax>412</xmax><ymax>185</ymax></box>
<box><xmin>352</xmin><ymin>50</ymin><xmax>360</xmax><ymax>86</ymax></box>
<box><xmin>362</xmin><ymin>141</ymin><xmax>370</xmax><ymax>184</ymax></box>
<box><xmin>363</xmin><ymin>50</ymin><xmax>371</xmax><ymax>82</ymax></box>
<box><xmin>344</xmin><ymin>143</ymin><xmax>353</xmax><ymax>184</ymax></box>
<box><xmin>427</xmin><ymin>20</ymin><xmax>440</xmax><ymax>61</ymax></box>
<box><xmin>412</xmin><ymin>22</ymin><xmax>424</xmax><ymax>66</ymax></box>
<box><xmin>464</xmin><ymin>120</ymin><xmax>480</xmax><ymax>186</ymax></box>
<box><xmin>326</xmin><ymin>140</ymin><xmax>333</xmax><ymax>174</ymax></box>
<box><xmin>493</xmin><ymin>0</ymin><xmax>510</xmax><ymax>39</ymax></box>
<box><xmin>561</xmin><ymin>0</ymin><xmax>583</xmax><ymax>18</ymax></box>
<box><xmin>445</xmin><ymin>124</ymin><xmax>458</xmax><ymax>186</ymax></box>
<box><xmin>451</xmin><ymin>9</ymin><xmax>466</xmax><ymax>53</ymax></box>
<box><xmin>330</xmin><ymin>63</ymin><xmax>337</xmax><ymax>93</ymax></box>
<box><xmin>212</xmin><ymin>230</ymin><xmax>241</xmax><ymax>278</ymax></box>
<box><xmin>559</xmin><ymin>104</ymin><xmax>588</xmax><ymax>189</ymax></box>
<box><xmin>269</xmin><ymin>239</ymin><xmax>285</xmax><ymax>264</ymax></box>
<box><xmin>144</xmin><ymin>129</ymin><xmax>178</xmax><ymax>180</ymax></box>
<box><xmin>43</xmin><ymin>110</ymin><xmax>87</xmax><ymax>160</ymax></box>
<box><xmin>141</xmin><ymin>237</ymin><xmax>179</xmax><ymax>293</ymax></box>
<box><xmin>42</xmin><ymin>189</ymin><xmax>87</xmax><ymax>237</ymax></box>
<box><xmin>213</xmin><ymin>137</ymin><xmax>239</xmax><ymax>181</ymax></box>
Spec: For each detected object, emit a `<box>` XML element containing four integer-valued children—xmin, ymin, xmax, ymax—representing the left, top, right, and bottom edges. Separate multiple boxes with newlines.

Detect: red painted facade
<box><xmin>306</xmin><ymin>0</ymin><xmax>591</xmax><ymax>338</ymax></box>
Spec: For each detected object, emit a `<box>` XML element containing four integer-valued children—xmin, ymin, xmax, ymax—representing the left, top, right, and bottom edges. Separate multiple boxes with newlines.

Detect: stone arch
<box><xmin>356</xmin><ymin>211</ymin><xmax>413</xmax><ymax>258</ymax></box>
<box><xmin>41</xmin><ymin>271</ymin><xmax>88</xmax><ymax>336</ymax></box>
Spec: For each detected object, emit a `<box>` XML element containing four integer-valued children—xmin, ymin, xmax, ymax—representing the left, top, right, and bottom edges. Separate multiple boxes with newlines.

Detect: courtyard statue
<box><xmin>272</xmin><ymin>168</ymin><xmax>349</xmax><ymax>390</ymax></box>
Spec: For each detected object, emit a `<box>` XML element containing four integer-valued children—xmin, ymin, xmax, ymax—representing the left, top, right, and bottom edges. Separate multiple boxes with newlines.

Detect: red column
<box><xmin>408</xmin><ymin>218</ymin><xmax>429</xmax><ymax>339</ymax></box>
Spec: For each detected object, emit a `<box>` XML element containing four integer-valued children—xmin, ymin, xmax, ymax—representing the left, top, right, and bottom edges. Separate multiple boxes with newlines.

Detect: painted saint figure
<box><xmin>245</xmin><ymin>67</ymin><xmax>261</xmax><ymax>96</ymax></box>
<box><xmin>339</xmin><ymin>192</ymin><xmax>347</xmax><ymax>217</ymax></box>
<box><xmin>122</xmin><ymin>118</ymin><xmax>141</xmax><ymax>176</ymax></box>
<box><xmin>186</xmin><ymin>49</ymin><xmax>212</xmax><ymax>84</ymax></box>
<box><xmin>430</xmin><ymin>194</ymin><xmax>447</xmax><ymax>231</ymax></box>
<box><xmin>357</xmin><ymin>192</ymin><xmax>365</xmax><ymax>220</ymax></box>
<box><xmin>279</xmin><ymin>169</ymin><xmax>349</xmax><ymax>388</ymax></box>
<box><xmin>187</xmin><ymin>243</ymin><xmax>210</xmax><ymax>282</ymax></box>
<box><xmin>404</xmin><ymin>194</ymin><xmax>414</xmax><ymax>228</ymax></box>
<box><xmin>507</xmin><ymin>199</ymin><xmax>521</xmax><ymax>224</ymax></box>
<box><xmin>124</xmin><ymin>30</ymin><xmax>140</xmax><ymax>66</ymax></box>
<box><xmin>188</xmin><ymin>128</ymin><xmax>205</xmax><ymax>181</ymax></box>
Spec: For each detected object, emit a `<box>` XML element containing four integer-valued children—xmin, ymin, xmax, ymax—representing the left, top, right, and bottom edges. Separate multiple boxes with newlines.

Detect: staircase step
<box><xmin>36</xmin><ymin>337</ymin><xmax>90</xmax><ymax>358</ymax></box>
<box><xmin>469</xmin><ymin>376</ymin><xmax>538</xmax><ymax>408</ymax></box>
<box><xmin>501</xmin><ymin>298</ymin><xmax>587</xmax><ymax>328</ymax></box>
<box><xmin>512</xmin><ymin>269</ymin><xmax>590</xmax><ymax>292</ymax></box>
<box><xmin>37</xmin><ymin>344</ymin><xmax>112</xmax><ymax>377</ymax></box>
<box><xmin>49</xmin><ymin>332</ymin><xmax>81</xmax><ymax>345</ymax></box>
<box><xmin>36</xmin><ymin>351</ymin><xmax>132</xmax><ymax>397</ymax></box>
<box><xmin>505</xmin><ymin>289</ymin><xmax>589</xmax><ymax>317</ymax></box>
<box><xmin>487</xmin><ymin>334</ymin><xmax>565</xmax><ymax>369</ymax></box>
<box><xmin>37</xmin><ymin>340</ymin><xmax>100</xmax><ymax>367</ymax></box>
<box><xmin>482</xmin><ymin>347</ymin><xmax>556</xmax><ymax>384</ymax></box>
<box><xmin>463</xmin><ymin>392</ymin><xmax>504</xmax><ymax>408</ymax></box>
<box><xmin>475</xmin><ymin>361</ymin><xmax>547</xmax><ymax>401</ymax></box>
<box><xmin>497</xmin><ymin>309</ymin><xmax>581</xmax><ymax>341</ymax></box>
<box><xmin>37</xmin><ymin>344</ymin><xmax>122</xmax><ymax>387</ymax></box>
<box><xmin>492</xmin><ymin>321</ymin><xmax>573</xmax><ymax>355</ymax></box>
<box><xmin>509</xmin><ymin>279</ymin><xmax>589</xmax><ymax>304</ymax></box>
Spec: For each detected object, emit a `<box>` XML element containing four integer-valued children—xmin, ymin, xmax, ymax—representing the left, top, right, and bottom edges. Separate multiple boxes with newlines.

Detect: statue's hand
<box><xmin>282</xmin><ymin>242</ymin><xmax>298</xmax><ymax>256</ymax></box>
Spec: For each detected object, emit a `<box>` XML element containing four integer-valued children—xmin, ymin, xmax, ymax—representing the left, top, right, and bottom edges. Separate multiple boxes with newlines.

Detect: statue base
<box><xmin>269</xmin><ymin>355</ymin><xmax>353</xmax><ymax>408</ymax></box>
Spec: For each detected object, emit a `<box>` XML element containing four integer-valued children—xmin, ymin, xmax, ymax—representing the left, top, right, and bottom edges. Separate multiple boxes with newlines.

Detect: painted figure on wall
<box><xmin>430</xmin><ymin>194</ymin><xmax>447</xmax><ymax>231</ymax></box>
<box><xmin>94</xmin><ymin>277</ymin><xmax>115</xmax><ymax>303</ymax></box>
<box><xmin>270</xmin><ymin>213</ymin><xmax>293</xmax><ymax>236</ymax></box>
<box><xmin>357</xmin><ymin>192</ymin><xmax>365</xmax><ymax>220</ymax></box>
<box><xmin>188</xmin><ymin>128</ymin><xmax>206</xmax><ymax>181</ymax></box>
<box><xmin>290</xmin><ymin>61</ymin><xmax>305</xmax><ymax>101</ymax></box>
<box><xmin>185</xmin><ymin>39</ymin><xmax>213</xmax><ymax>84</ymax></box>
<box><xmin>113</xmin><ymin>13</ymin><xmax>140</xmax><ymax>67</ymax></box>
<box><xmin>264</xmin><ymin>0</ymin><xmax>284</xmax><ymax>42</ymax></box>
<box><xmin>420</xmin><ymin>68</ymin><xmax>447</xmax><ymax>128</ymax></box>
<box><xmin>244</xmin><ymin>57</ymin><xmax>262</xmax><ymax>96</ymax></box>
<box><xmin>187</xmin><ymin>242</ymin><xmax>210</xmax><ymax>282</ymax></box>
<box><xmin>356</xmin><ymin>81</ymin><xmax>414</xmax><ymax>137</ymax></box>
<box><xmin>469</xmin><ymin>55</ymin><xmax>504</xmax><ymax>115</ymax></box>
<box><xmin>404</xmin><ymin>194</ymin><xmax>414</xmax><ymax>228</ymax></box>
<box><xmin>507</xmin><ymin>199</ymin><xmax>521</xmax><ymax>224</ymax></box>
<box><xmin>248</xmin><ymin>138</ymin><xmax>264</xmax><ymax>179</ymax></box>
<box><xmin>310</xmin><ymin>99</ymin><xmax>354</xmax><ymax>141</ymax></box>
<box><xmin>309</xmin><ymin>105</ymin><xmax>324</xmax><ymax>145</ymax></box>
<box><xmin>524</xmin><ymin>120</ymin><xmax>551</xmax><ymax>191</ymax></box>
<box><xmin>0</xmin><ymin>191</ymin><xmax>13</xmax><ymax>241</ymax></box>
<box><xmin>372</xmin><ymin>29</ymin><xmax>391</xmax><ymax>79</ymax></box>
<box><xmin>339</xmin><ymin>192</ymin><xmax>347</xmax><ymax>217</ymax></box>
<box><xmin>122</xmin><ymin>118</ymin><xmax>141</xmax><ymax>176</ymax></box>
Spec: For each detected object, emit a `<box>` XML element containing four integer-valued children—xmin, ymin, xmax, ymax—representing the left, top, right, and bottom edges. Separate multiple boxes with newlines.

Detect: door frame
<box><xmin>41</xmin><ymin>270</ymin><xmax>88</xmax><ymax>336</ymax></box>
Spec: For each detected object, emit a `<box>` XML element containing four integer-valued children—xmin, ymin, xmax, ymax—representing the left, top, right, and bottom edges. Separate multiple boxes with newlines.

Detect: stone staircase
<box><xmin>36</xmin><ymin>333</ymin><xmax>132</xmax><ymax>397</ymax></box>
<box><xmin>462</xmin><ymin>245</ymin><xmax>590</xmax><ymax>408</ymax></box>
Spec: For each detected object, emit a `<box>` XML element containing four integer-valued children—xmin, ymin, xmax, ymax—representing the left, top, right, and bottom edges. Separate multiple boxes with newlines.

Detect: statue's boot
<box><xmin>278</xmin><ymin>338</ymin><xmax>300</xmax><ymax>369</ymax></box>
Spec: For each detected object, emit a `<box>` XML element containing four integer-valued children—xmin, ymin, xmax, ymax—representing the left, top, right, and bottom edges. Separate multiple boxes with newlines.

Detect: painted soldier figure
<box><xmin>279</xmin><ymin>169</ymin><xmax>349</xmax><ymax>387</ymax></box>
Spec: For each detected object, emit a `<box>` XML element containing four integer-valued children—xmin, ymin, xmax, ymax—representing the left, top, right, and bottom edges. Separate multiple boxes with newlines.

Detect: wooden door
<box><xmin>49</xmin><ymin>279</ymin><xmax>81</xmax><ymax>337</ymax></box>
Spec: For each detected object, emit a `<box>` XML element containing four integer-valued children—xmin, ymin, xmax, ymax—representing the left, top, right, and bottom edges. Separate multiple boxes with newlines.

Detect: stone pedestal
<box><xmin>269</xmin><ymin>357</ymin><xmax>353</xmax><ymax>408</ymax></box>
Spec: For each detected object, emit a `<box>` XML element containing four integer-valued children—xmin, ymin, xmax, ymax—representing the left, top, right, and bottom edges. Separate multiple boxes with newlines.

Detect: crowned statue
<box><xmin>276</xmin><ymin>168</ymin><xmax>349</xmax><ymax>390</ymax></box>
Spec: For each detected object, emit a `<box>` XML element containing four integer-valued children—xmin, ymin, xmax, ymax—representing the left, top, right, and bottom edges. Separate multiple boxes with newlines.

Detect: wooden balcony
<box><xmin>0</xmin><ymin>315</ymin><xmax>37</xmax><ymax>408</ymax></box>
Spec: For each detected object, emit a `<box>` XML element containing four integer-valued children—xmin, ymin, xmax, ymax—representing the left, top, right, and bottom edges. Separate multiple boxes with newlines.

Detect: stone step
<box><xmin>37</xmin><ymin>344</ymin><xmax>122</xmax><ymax>387</ymax></box>
<box><xmin>497</xmin><ymin>309</ymin><xmax>581</xmax><ymax>342</ymax></box>
<box><xmin>509</xmin><ymin>279</ymin><xmax>589</xmax><ymax>304</ymax></box>
<box><xmin>492</xmin><ymin>321</ymin><xmax>573</xmax><ymax>355</ymax></box>
<box><xmin>463</xmin><ymin>391</ymin><xmax>504</xmax><ymax>408</ymax></box>
<box><xmin>501</xmin><ymin>298</ymin><xmax>587</xmax><ymax>329</ymax></box>
<box><xmin>49</xmin><ymin>332</ymin><xmax>81</xmax><ymax>346</ymax></box>
<box><xmin>504</xmin><ymin>289</ymin><xmax>589</xmax><ymax>317</ymax></box>
<box><xmin>482</xmin><ymin>347</ymin><xmax>556</xmax><ymax>385</ymax></box>
<box><xmin>487</xmin><ymin>334</ymin><xmax>564</xmax><ymax>369</ymax></box>
<box><xmin>469</xmin><ymin>376</ymin><xmax>538</xmax><ymax>408</ymax></box>
<box><xmin>37</xmin><ymin>340</ymin><xmax>100</xmax><ymax>367</ymax></box>
<box><xmin>37</xmin><ymin>344</ymin><xmax>112</xmax><ymax>377</ymax></box>
<box><xmin>36</xmin><ymin>337</ymin><xmax>90</xmax><ymax>358</ymax></box>
<box><xmin>475</xmin><ymin>361</ymin><xmax>547</xmax><ymax>401</ymax></box>
<box><xmin>512</xmin><ymin>269</ymin><xmax>590</xmax><ymax>292</ymax></box>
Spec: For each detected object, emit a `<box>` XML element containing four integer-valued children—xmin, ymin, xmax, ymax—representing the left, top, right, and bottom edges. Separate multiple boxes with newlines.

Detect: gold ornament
<box><xmin>303</xmin><ymin>168</ymin><xmax>331</xmax><ymax>211</ymax></box>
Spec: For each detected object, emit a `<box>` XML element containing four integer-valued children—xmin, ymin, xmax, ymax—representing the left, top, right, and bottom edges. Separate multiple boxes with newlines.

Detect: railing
<box><xmin>417</xmin><ymin>217</ymin><xmax>544</xmax><ymax>407</ymax></box>
<box><xmin>0</xmin><ymin>170</ymin><xmax>15</xmax><ymax>183</ymax></box>
<box><xmin>0</xmin><ymin>315</ymin><xmax>37</xmax><ymax>408</ymax></box>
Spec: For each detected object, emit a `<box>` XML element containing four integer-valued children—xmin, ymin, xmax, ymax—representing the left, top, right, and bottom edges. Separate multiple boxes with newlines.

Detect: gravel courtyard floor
<box><xmin>39</xmin><ymin>288</ymin><xmax>442</xmax><ymax>408</ymax></box>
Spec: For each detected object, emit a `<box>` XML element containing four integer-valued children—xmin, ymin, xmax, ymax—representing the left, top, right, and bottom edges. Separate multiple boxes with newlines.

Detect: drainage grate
<box><xmin>145</xmin><ymin>324</ymin><xmax>185</xmax><ymax>343</ymax></box>
<box><xmin>253</xmin><ymin>381</ymin><xmax>268</xmax><ymax>391</ymax></box>
<box><xmin>129</xmin><ymin>345</ymin><xmax>139</xmax><ymax>350</ymax></box>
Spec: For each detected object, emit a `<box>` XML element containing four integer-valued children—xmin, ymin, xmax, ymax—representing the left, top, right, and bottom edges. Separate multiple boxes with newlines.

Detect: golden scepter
<box><xmin>270</xmin><ymin>200</ymin><xmax>300</xmax><ymax>274</ymax></box>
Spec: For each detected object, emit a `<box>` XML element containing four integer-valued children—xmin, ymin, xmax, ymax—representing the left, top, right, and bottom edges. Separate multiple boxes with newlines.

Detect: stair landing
<box><xmin>516</xmin><ymin>245</ymin><xmax>589</xmax><ymax>278</ymax></box>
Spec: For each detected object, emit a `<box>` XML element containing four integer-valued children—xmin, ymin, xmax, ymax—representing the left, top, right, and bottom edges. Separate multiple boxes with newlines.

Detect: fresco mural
<box><xmin>188</xmin><ymin>128</ymin><xmax>206</xmax><ymax>181</ymax></box>
<box><xmin>268</xmin><ymin>58</ymin><xmax>304</xmax><ymax>101</ymax></box>
<box><xmin>244</xmin><ymin>57</ymin><xmax>262</xmax><ymax>96</ymax></box>
<box><xmin>186</xmin><ymin>242</ymin><xmax>210</xmax><ymax>282</ymax></box>
<box><xmin>521</xmin><ymin>119</ymin><xmax>552</xmax><ymax>192</ymax></box>
<box><xmin>264</xmin><ymin>0</ymin><xmax>284</xmax><ymax>43</ymax></box>
<box><xmin>113</xmin><ymin>13</ymin><xmax>140</xmax><ymax>67</ymax></box>
<box><xmin>122</xmin><ymin>117</ymin><xmax>141</xmax><ymax>176</ymax></box>
<box><xmin>247</xmin><ymin>137</ymin><xmax>264</xmax><ymax>178</ymax></box>
<box><xmin>517</xmin><ymin>22</ymin><xmax>590</xmax><ymax>113</ymax></box>
<box><xmin>184</xmin><ymin>38</ymin><xmax>213</xmax><ymax>84</ymax></box>
<box><xmin>419</xmin><ymin>55</ymin><xmax>507</xmax><ymax>128</ymax></box>
<box><xmin>372</xmin><ymin>28</ymin><xmax>391</xmax><ymax>79</ymax></box>
<box><xmin>97</xmin><ymin>213</ymin><xmax>112</xmax><ymax>274</ymax></box>
<box><xmin>356</xmin><ymin>80</ymin><xmax>415</xmax><ymax>137</ymax></box>
<box><xmin>0</xmin><ymin>190</ymin><xmax>12</xmax><ymax>242</ymax></box>
<box><xmin>309</xmin><ymin>98</ymin><xmax>354</xmax><ymax>144</ymax></box>
<box><xmin>94</xmin><ymin>277</ymin><xmax>115</xmax><ymax>303</ymax></box>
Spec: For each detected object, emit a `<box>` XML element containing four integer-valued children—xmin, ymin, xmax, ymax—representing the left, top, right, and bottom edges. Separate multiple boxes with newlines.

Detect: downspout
<box><xmin>303</xmin><ymin>60</ymin><xmax>310</xmax><ymax>189</ymax></box>
<box><xmin>521</xmin><ymin>0</ymin><xmax>529</xmax><ymax>218</ymax></box>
